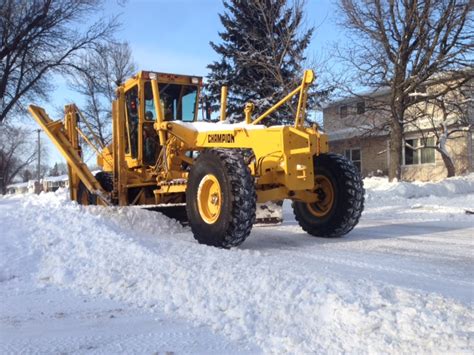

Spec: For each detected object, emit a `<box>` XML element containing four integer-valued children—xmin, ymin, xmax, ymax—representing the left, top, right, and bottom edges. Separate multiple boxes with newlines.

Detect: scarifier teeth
<box><xmin>254</xmin><ymin>202</ymin><xmax>283</xmax><ymax>225</ymax></box>
<box><xmin>255</xmin><ymin>217</ymin><xmax>283</xmax><ymax>225</ymax></box>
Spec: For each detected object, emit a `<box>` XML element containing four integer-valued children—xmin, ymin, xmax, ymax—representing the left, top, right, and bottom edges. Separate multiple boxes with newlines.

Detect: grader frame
<box><xmin>29</xmin><ymin>70</ymin><xmax>327</xmax><ymax>206</ymax></box>
<box><xmin>29</xmin><ymin>69</ymin><xmax>363</xmax><ymax>248</ymax></box>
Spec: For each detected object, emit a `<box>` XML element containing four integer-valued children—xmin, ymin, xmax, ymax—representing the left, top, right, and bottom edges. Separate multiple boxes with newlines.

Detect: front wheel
<box><xmin>186</xmin><ymin>149</ymin><xmax>256</xmax><ymax>248</ymax></box>
<box><xmin>293</xmin><ymin>153</ymin><xmax>364</xmax><ymax>238</ymax></box>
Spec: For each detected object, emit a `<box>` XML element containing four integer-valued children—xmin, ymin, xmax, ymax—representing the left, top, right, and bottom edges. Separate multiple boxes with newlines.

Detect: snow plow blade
<box><xmin>147</xmin><ymin>202</ymin><xmax>283</xmax><ymax>226</ymax></box>
<box><xmin>146</xmin><ymin>204</ymin><xmax>189</xmax><ymax>225</ymax></box>
<box><xmin>255</xmin><ymin>202</ymin><xmax>284</xmax><ymax>225</ymax></box>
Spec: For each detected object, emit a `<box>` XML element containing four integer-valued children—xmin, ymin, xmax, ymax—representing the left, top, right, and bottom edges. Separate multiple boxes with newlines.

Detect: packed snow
<box><xmin>1</xmin><ymin>175</ymin><xmax>473</xmax><ymax>353</ymax></box>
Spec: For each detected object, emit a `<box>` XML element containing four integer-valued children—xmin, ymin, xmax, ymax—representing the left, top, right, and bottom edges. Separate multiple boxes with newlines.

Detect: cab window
<box><xmin>125</xmin><ymin>86</ymin><xmax>138</xmax><ymax>158</ymax></box>
<box><xmin>144</xmin><ymin>82</ymin><xmax>156</xmax><ymax>121</ymax></box>
<box><xmin>159</xmin><ymin>84</ymin><xmax>197</xmax><ymax>122</ymax></box>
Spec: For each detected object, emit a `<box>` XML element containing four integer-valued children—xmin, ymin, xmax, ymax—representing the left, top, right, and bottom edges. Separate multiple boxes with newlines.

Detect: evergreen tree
<box><xmin>206</xmin><ymin>0</ymin><xmax>313</xmax><ymax>125</ymax></box>
<box><xmin>21</xmin><ymin>168</ymin><xmax>33</xmax><ymax>182</ymax></box>
<box><xmin>49</xmin><ymin>163</ymin><xmax>60</xmax><ymax>177</ymax></box>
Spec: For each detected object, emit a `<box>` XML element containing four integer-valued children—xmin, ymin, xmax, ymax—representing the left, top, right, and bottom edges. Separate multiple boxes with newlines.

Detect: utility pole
<box><xmin>37</xmin><ymin>129</ymin><xmax>41</xmax><ymax>183</ymax></box>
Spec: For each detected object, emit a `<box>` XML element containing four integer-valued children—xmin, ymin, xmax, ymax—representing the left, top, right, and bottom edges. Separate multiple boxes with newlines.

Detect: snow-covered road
<box><xmin>1</xmin><ymin>176</ymin><xmax>473</xmax><ymax>353</ymax></box>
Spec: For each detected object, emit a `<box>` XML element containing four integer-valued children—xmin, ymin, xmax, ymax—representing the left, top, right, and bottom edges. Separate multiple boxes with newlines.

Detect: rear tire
<box><xmin>95</xmin><ymin>171</ymin><xmax>113</xmax><ymax>192</ymax></box>
<box><xmin>186</xmin><ymin>149</ymin><xmax>256</xmax><ymax>248</ymax></box>
<box><xmin>293</xmin><ymin>153</ymin><xmax>364</xmax><ymax>238</ymax></box>
<box><xmin>77</xmin><ymin>182</ymin><xmax>97</xmax><ymax>205</ymax></box>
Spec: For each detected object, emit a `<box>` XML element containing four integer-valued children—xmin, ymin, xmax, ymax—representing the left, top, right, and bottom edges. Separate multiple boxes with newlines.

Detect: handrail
<box><xmin>250</xmin><ymin>69</ymin><xmax>314</xmax><ymax>127</ymax></box>
<box><xmin>74</xmin><ymin>104</ymin><xmax>105</xmax><ymax>150</ymax></box>
<box><xmin>67</xmin><ymin>105</ymin><xmax>111</xmax><ymax>167</ymax></box>
<box><xmin>75</xmin><ymin>126</ymin><xmax>103</xmax><ymax>158</ymax></box>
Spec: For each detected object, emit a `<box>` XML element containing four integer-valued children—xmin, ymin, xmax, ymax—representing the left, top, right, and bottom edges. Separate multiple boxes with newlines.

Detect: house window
<box><xmin>356</xmin><ymin>101</ymin><xmax>365</xmax><ymax>114</ymax></box>
<box><xmin>339</xmin><ymin>105</ymin><xmax>348</xmax><ymax>118</ymax></box>
<box><xmin>345</xmin><ymin>148</ymin><xmax>361</xmax><ymax>172</ymax></box>
<box><xmin>404</xmin><ymin>137</ymin><xmax>435</xmax><ymax>165</ymax></box>
<box><xmin>408</xmin><ymin>86</ymin><xmax>427</xmax><ymax>104</ymax></box>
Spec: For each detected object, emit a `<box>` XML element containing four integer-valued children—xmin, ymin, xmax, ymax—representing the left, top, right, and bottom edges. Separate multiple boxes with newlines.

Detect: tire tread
<box><xmin>293</xmin><ymin>153</ymin><xmax>364</xmax><ymax>238</ymax></box>
<box><xmin>187</xmin><ymin>149</ymin><xmax>256</xmax><ymax>248</ymax></box>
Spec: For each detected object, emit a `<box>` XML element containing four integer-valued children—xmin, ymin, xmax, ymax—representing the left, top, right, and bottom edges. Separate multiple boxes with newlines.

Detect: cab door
<box><xmin>140</xmin><ymin>81</ymin><xmax>160</xmax><ymax>166</ymax></box>
<box><xmin>124</xmin><ymin>84</ymin><xmax>139</xmax><ymax>167</ymax></box>
<box><xmin>123</xmin><ymin>81</ymin><xmax>161</xmax><ymax>168</ymax></box>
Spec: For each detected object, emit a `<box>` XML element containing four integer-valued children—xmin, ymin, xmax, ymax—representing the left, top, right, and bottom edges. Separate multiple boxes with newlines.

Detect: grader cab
<box><xmin>29</xmin><ymin>69</ymin><xmax>364</xmax><ymax>248</ymax></box>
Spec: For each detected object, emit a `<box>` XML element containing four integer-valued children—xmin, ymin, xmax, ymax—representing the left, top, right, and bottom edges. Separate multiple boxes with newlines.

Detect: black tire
<box><xmin>95</xmin><ymin>171</ymin><xmax>113</xmax><ymax>192</ymax></box>
<box><xmin>77</xmin><ymin>181</ymin><xmax>97</xmax><ymax>205</ymax></box>
<box><xmin>186</xmin><ymin>149</ymin><xmax>256</xmax><ymax>248</ymax></box>
<box><xmin>293</xmin><ymin>153</ymin><xmax>364</xmax><ymax>238</ymax></box>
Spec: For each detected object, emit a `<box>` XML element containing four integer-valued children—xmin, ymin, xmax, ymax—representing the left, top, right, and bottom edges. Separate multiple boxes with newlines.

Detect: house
<box><xmin>6</xmin><ymin>180</ymin><xmax>39</xmax><ymax>194</ymax></box>
<box><xmin>322</xmin><ymin>80</ymin><xmax>473</xmax><ymax>181</ymax></box>
<box><xmin>42</xmin><ymin>174</ymin><xmax>69</xmax><ymax>192</ymax></box>
<box><xmin>6</xmin><ymin>175</ymin><xmax>69</xmax><ymax>195</ymax></box>
<box><xmin>6</xmin><ymin>181</ymin><xmax>29</xmax><ymax>194</ymax></box>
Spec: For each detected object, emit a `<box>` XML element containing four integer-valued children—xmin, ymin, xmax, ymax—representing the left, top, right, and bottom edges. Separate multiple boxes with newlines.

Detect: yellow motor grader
<box><xmin>29</xmin><ymin>69</ymin><xmax>364</xmax><ymax>248</ymax></box>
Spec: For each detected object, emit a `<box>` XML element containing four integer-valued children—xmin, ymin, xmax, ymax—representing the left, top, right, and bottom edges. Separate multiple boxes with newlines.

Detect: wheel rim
<box><xmin>307</xmin><ymin>175</ymin><xmax>334</xmax><ymax>217</ymax></box>
<box><xmin>197</xmin><ymin>174</ymin><xmax>222</xmax><ymax>224</ymax></box>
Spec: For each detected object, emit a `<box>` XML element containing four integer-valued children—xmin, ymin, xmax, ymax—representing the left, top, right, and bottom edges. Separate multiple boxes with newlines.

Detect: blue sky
<box><xmin>44</xmin><ymin>0</ymin><xmax>343</xmax><ymax>164</ymax></box>
<box><xmin>107</xmin><ymin>0</ymin><xmax>341</xmax><ymax>76</ymax></box>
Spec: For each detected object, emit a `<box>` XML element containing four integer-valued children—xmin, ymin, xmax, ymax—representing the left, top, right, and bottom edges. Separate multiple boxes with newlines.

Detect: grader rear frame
<box><xmin>29</xmin><ymin>69</ymin><xmax>364</xmax><ymax>248</ymax></box>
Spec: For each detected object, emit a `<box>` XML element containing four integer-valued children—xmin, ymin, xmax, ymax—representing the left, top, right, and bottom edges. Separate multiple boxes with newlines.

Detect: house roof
<box><xmin>323</xmin><ymin>69</ymin><xmax>473</xmax><ymax>110</ymax></box>
<box><xmin>43</xmin><ymin>174</ymin><xmax>69</xmax><ymax>182</ymax></box>
<box><xmin>322</xmin><ymin>87</ymin><xmax>391</xmax><ymax>109</ymax></box>
<box><xmin>6</xmin><ymin>182</ymin><xmax>28</xmax><ymax>189</ymax></box>
<box><xmin>327</xmin><ymin>127</ymin><xmax>389</xmax><ymax>141</ymax></box>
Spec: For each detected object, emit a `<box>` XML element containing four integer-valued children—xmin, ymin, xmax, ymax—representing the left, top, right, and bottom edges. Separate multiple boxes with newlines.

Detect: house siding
<box><xmin>327</xmin><ymin>131</ymin><xmax>472</xmax><ymax>181</ymax></box>
<box><xmin>322</xmin><ymin>78</ymin><xmax>473</xmax><ymax>181</ymax></box>
<box><xmin>401</xmin><ymin>132</ymin><xmax>471</xmax><ymax>181</ymax></box>
<box><xmin>329</xmin><ymin>136</ymin><xmax>388</xmax><ymax>177</ymax></box>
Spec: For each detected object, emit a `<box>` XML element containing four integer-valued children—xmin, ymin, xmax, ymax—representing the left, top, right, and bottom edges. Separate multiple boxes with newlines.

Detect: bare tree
<box><xmin>0</xmin><ymin>125</ymin><xmax>39</xmax><ymax>193</ymax></box>
<box><xmin>335</xmin><ymin>0</ymin><xmax>473</xmax><ymax>180</ymax></box>
<box><xmin>0</xmin><ymin>0</ymin><xmax>118</xmax><ymax>123</ymax></box>
<box><xmin>69</xmin><ymin>42</ymin><xmax>136</xmax><ymax>147</ymax></box>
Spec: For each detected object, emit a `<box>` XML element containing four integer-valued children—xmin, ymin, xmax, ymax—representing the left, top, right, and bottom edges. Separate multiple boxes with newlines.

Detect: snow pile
<box><xmin>364</xmin><ymin>174</ymin><xmax>474</xmax><ymax>220</ymax></box>
<box><xmin>1</xmin><ymin>184</ymin><xmax>472</xmax><ymax>353</ymax></box>
<box><xmin>365</xmin><ymin>173</ymin><xmax>474</xmax><ymax>200</ymax></box>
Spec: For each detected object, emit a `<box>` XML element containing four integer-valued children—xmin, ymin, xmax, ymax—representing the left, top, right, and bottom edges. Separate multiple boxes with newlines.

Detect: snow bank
<box><xmin>365</xmin><ymin>173</ymin><xmax>474</xmax><ymax>200</ymax></box>
<box><xmin>1</xmin><ymin>186</ymin><xmax>471</xmax><ymax>353</ymax></box>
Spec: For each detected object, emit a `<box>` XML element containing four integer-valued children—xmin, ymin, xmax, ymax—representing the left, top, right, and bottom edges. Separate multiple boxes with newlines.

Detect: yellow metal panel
<box><xmin>163</xmin><ymin>122</ymin><xmax>327</xmax><ymax>192</ymax></box>
<box><xmin>156</xmin><ymin>184</ymin><xmax>187</xmax><ymax>194</ymax></box>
